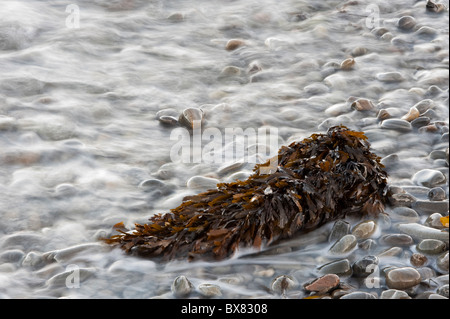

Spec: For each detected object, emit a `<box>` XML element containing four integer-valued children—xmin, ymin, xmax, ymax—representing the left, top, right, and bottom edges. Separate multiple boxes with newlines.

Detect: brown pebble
<box><xmin>351</xmin><ymin>98</ymin><xmax>374</xmax><ymax>111</ymax></box>
<box><xmin>304</xmin><ymin>274</ymin><xmax>340</xmax><ymax>293</ymax></box>
<box><xmin>401</xmin><ymin>107</ymin><xmax>420</xmax><ymax>122</ymax></box>
<box><xmin>385</xmin><ymin>267</ymin><xmax>421</xmax><ymax>290</ymax></box>
<box><xmin>377</xmin><ymin>109</ymin><xmax>391</xmax><ymax>121</ymax></box>
<box><xmin>226</xmin><ymin>39</ymin><xmax>245</xmax><ymax>51</ymax></box>
<box><xmin>340</xmin><ymin>58</ymin><xmax>355</xmax><ymax>70</ymax></box>
<box><xmin>426</xmin><ymin>0</ymin><xmax>447</xmax><ymax>13</ymax></box>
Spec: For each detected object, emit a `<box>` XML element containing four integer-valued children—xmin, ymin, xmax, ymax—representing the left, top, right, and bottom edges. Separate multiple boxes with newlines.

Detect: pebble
<box><xmin>340</xmin><ymin>291</ymin><xmax>377</xmax><ymax>299</ymax></box>
<box><xmin>358</xmin><ymin>239</ymin><xmax>377</xmax><ymax>251</ymax></box>
<box><xmin>417</xmin><ymin>239</ymin><xmax>446</xmax><ymax>254</ymax></box>
<box><xmin>329</xmin><ymin>234</ymin><xmax>357</xmax><ymax>254</ymax></box>
<box><xmin>340</xmin><ymin>58</ymin><xmax>355</xmax><ymax>71</ymax></box>
<box><xmin>389</xmin><ymin>207</ymin><xmax>420</xmax><ymax>222</ymax></box>
<box><xmin>351</xmin><ymin>221</ymin><xmax>376</xmax><ymax>239</ymax></box>
<box><xmin>171</xmin><ymin>276</ymin><xmax>194</xmax><ymax>297</ymax></box>
<box><xmin>437</xmin><ymin>284</ymin><xmax>449</xmax><ymax>298</ymax></box>
<box><xmin>411</xmin><ymin>116</ymin><xmax>431</xmax><ymax>128</ymax></box>
<box><xmin>380</xmin><ymin>234</ymin><xmax>414</xmax><ymax>246</ymax></box>
<box><xmin>225</xmin><ymin>39</ymin><xmax>245</xmax><ymax>51</ymax></box>
<box><xmin>380</xmin><ymin>289</ymin><xmax>411</xmax><ymax>299</ymax></box>
<box><xmin>437</xmin><ymin>252</ymin><xmax>449</xmax><ymax>272</ymax></box>
<box><xmin>412</xmin><ymin>200</ymin><xmax>449</xmax><ymax>214</ymax></box>
<box><xmin>401</xmin><ymin>106</ymin><xmax>420</xmax><ymax>122</ymax></box>
<box><xmin>377</xmin><ymin>109</ymin><xmax>391</xmax><ymax>121</ymax></box>
<box><xmin>198</xmin><ymin>283</ymin><xmax>222</xmax><ymax>298</ymax></box>
<box><xmin>380</xmin><ymin>119</ymin><xmax>412</xmax><ymax>132</ymax></box>
<box><xmin>413</xmin><ymin>99</ymin><xmax>435</xmax><ymax>114</ymax></box>
<box><xmin>426</xmin><ymin>0</ymin><xmax>447</xmax><ymax>13</ymax></box>
<box><xmin>318</xmin><ymin>259</ymin><xmax>351</xmax><ymax>276</ymax></box>
<box><xmin>178</xmin><ymin>108</ymin><xmax>204</xmax><ymax>130</ymax></box>
<box><xmin>376</xmin><ymin>72</ymin><xmax>405</xmax><ymax>82</ymax></box>
<box><xmin>412</xmin><ymin>169</ymin><xmax>446</xmax><ymax>187</ymax></box>
<box><xmin>415</xmin><ymin>26</ymin><xmax>438</xmax><ymax>37</ymax></box>
<box><xmin>0</xmin><ymin>249</ymin><xmax>24</xmax><ymax>263</ymax></box>
<box><xmin>350</xmin><ymin>47</ymin><xmax>368</xmax><ymax>57</ymax></box>
<box><xmin>43</xmin><ymin>243</ymin><xmax>106</xmax><ymax>263</ymax></box>
<box><xmin>328</xmin><ymin>220</ymin><xmax>350</xmax><ymax>243</ymax></box>
<box><xmin>398</xmin><ymin>223</ymin><xmax>449</xmax><ymax>242</ymax></box>
<box><xmin>397</xmin><ymin>16</ymin><xmax>416</xmax><ymax>31</ymax></box>
<box><xmin>351</xmin><ymin>98</ymin><xmax>374</xmax><ymax>111</ymax></box>
<box><xmin>428</xmin><ymin>187</ymin><xmax>447</xmax><ymax>201</ymax></box>
<box><xmin>271</xmin><ymin>275</ymin><xmax>296</xmax><ymax>295</ymax></box>
<box><xmin>410</xmin><ymin>253</ymin><xmax>428</xmax><ymax>267</ymax></box>
<box><xmin>425</xmin><ymin>213</ymin><xmax>446</xmax><ymax>229</ymax></box>
<box><xmin>385</xmin><ymin>267</ymin><xmax>421</xmax><ymax>290</ymax></box>
<box><xmin>352</xmin><ymin>255</ymin><xmax>379</xmax><ymax>278</ymax></box>
<box><xmin>303</xmin><ymin>274</ymin><xmax>340</xmax><ymax>293</ymax></box>
<box><xmin>378</xmin><ymin>247</ymin><xmax>403</xmax><ymax>258</ymax></box>
<box><xmin>186</xmin><ymin>176</ymin><xmax>219</xmax><ymax>189</ymax></box>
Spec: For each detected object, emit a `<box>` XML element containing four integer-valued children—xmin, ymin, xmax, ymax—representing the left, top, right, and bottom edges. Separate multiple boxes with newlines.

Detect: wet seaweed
<box><xmin>104</xmin><ymin>126</ymin><xmax>390</xmax><ymax>261</ymax></box>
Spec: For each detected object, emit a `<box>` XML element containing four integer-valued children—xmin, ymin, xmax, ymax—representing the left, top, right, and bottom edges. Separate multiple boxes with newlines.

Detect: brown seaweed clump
<box><xmin>104</xmin><ymin>125</ymin><xmax>389</xmax><ymax>261</ymax></box>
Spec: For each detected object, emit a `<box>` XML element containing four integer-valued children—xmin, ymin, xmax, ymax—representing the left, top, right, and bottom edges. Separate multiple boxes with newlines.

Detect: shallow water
<box><xmin>0</xmin><ymin>0</ymin><xmax>448</xmax><ymax>298</ymax></box>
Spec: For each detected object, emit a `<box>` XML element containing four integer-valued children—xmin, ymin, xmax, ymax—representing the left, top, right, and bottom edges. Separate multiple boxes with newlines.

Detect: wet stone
<box><xmin>397</xmin><ymin>16</ymin><xmax>416</xmax><ymax>31</ymax></box>
<box><xmin>340</xmin><ymin>291</ymin><xmax>377</xmax><ymax>299</ymax></box>
<box><xmin>318</xmin><ymin>259</ymin><xmax>351</xmax><ymax>276</ymax></box>
<box><xmin>352</xmin><ymin>220</ymin><xmax>376</xmax><ymax>239</ymax></box>
<box><xmin>437</xmin><ymin>252</ymin><xmax>449</xmax><ymax>272</ymax></box>
<box><xmin>411</xmin><ymin>116</ymin><xmax>430</xmax><ymax>128</ymax></box>
<box><xmin>425</xmin><ymin>213</ymin><xmax>447</xmax><ymax>229</ymax></box>
<box><xmin>412</xmin><ymin>200</ymin><xmax>449</xmax><ymax>214</ymax></box>
<box><xmin>437</xmin><ymin>284</ymin><xmax>449</xmax><ymax>298</ymax></box>
<box><xmin>380</xmin><ymin>289</ymin><xmax>411</xmax><ymax>299</ymax></box>
<box><xmin>410</xmin><ymin>253</ymin><xmax>428</xmax><ymax>267</ymax></box>
<box><xmin>376</xmin><ymin>72</ymin><xmax>405</xmax><ymax>82</ymax></box>
<box><xmin>178</xmin><ymin>108</ymin><xmax>204</xmax><ymax>130</ymax></box>
<box><xmin>413</xmin><ymin>99</ymin><xmax>435</xmax><ymax>114</ymax></box>
<box><xmin>358</xmin><ymin>239</ymin><xmax>377</xmax><ymax>251</ymax></box>
<box><xmin>225</xmin><ymin>39</ymin><xmax>245</xmax><ymax>51</ymax></box>
<box><xmin>401</xmin><ymin>107</ymin><xmax>420</xmax><ymax>122</ymax></box>
<box><xmin>390</xmin><ymin>207</ymin><xmax>420</xmax><ymax>222</ymax></box>
<box><xmin>412</xmin><ymin>169</ymin><xmax>446</xmax><ymax>187</ymax></box>
<box><xmin>380</xmin><ymin>119</ymin><xmax>412</xmax><ymax>132</ymax></box>
<box><xmin>329</xmin><ymin>234</ymin><xmax>357</xmax><ymax>254</ymax></box>
<box><xmin>187</xmin><ymin>176</ymin><xmax>219</xmax><ymax>189</ymax></box>
<box><xmin>328</xmin><ymin>220</ymin><xmax>350</xmax><ymax>243</ymax></box>
<box><xmin>351</xmin><ymin>98</ymin><xmax>374</xmax><ymax>111</ymax></box>
<box><xmin>385</xmin><ymin>267</ymin><xmax>421</xmax><ymax>290</ymax></box>
<box><xmin>417</xmin><ymin>239</ymin><xmax>446</xmax><ymax>255</ymax></box>
<box><xmin>428</xmin><ymin>187</ymin><xmax>447</xmax><ymax>201</ymax></box>
<box><xmin>380</xmin><ymin>234</ymin><xmax>414</xmax><ymax>246</ymax></box>
<box><xmin>304</xmin><ymin>274</ymin><xmax>340</xmax><ymax>293</ymax></box>
<box><xmin>271</xmin><ymin>275</ymin><xmax>296</xmax><ymax>295</ymax></box>
<box><xmin>198</xmin><ymin>283</ymin><xmax>222</xmax><ymax>298</ymax></box>
<box><xmin>398</xmin><ymin>223</ymin><xmax>449</xmax><ymax>242</ymax></box>
<box><xmin>171</xmin><ymin>276</ymin><xmax>194</xmax><ymax>297</ymax></box>
<box><xmin>352</xmin><ymin>255</ymin><xmax>379</xmax><ymax>278</ymax></box>
<box><xmin>378</xmin><ymin>247</ymin><xmax>403</xmax><ymax>258</ymax></box>
<box><xmin>340</xmin><ymin>58</ymin><xmax>355</xmax><ymax>71</ymax></box>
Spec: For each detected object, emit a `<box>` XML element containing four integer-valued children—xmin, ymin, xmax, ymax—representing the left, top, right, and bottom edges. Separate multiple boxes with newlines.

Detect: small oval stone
<box><xmin>417</xmin><ymin>239</ymin><xmax>446</xmax><ymax>254</ymax></box>
<box><xmin>186</xmin><ymin>176</ymin><xmax>219</xmax><ymax>189</ymax></box>
<box><xmin>318</xmin><ymin>259</ymin><xmax>351</xmax><ymax>276</ymax></box>
<box><xmin>351</xmin><ymin>98</ymin><xmax>374</xmax><ymax>111</ymax></box>
<box><xmin>437</xmin><ymin>252</ymin><xmax>449</xmax><ymax>272</ymax></box>
<box><xmin>329</xmin><ymin>234</ymin><xmax>357</xmax><ymax>254</ymax></box>
<box><xmin>352</xmin><ymin>221</ymin><xmax>376</xmax><ymax>239</ymax></box>
<box><xmin>412</xmin><ymin>169</ymin><xmax>446</xmax><ymax>187</ymax></box>
<box><xmin>171</xmin><ymin>275</ymin><xmax>194</xmax><ymax>297</ymax></box>
<box><xmin>380</xmin><ymin>119</ymin><xmax>412</xmax><ymax>132</ymax></box>
<box><xmin>428</xmin><ymin>187</ymin><xmax>447</xmax><ymax>201</ymax></box>
<box><xmin>198</xmin><ymin>283</ymin><xmax>222</xmax><ymax>297</ymax></box>
<box><xmin>385</xmin><ymin>267</ymin><xmax>421</xmax><ymax>290</ymax></box>
<box><xmin>225</xmin><ymin>39</ymin><xmax>245</xmax><ymax>51</ymax></box>
<box><xmin>178</xmin><ymin>108</ymin><xmax>204</xmax><ymax>130</ymax></box>
<box><xmin>340</xmin><ymin>291</ymin><xmax>377</xmax><ymax>299</ymax></box>
<box><xmin>397</xmin><ymin>16</ymin><xmax>416</xmax><ymax>31</ymax></box>
<box><xmin>377</xmin><ymin>109</ymin><xmax>391</xmax><ymax>121</ymax></box>
<box><xmin>380</xmin><ymin>234</ymin><xmax>414</xmax><ymax>246</ymax></box>
<box><xmin>411</xmin><ymin>116</ymin><xmax>431</xmax><ymax>128</ymax></box>
<box><xmin>380</xmin><ymin>289</ymin><xmax>411</xmax><ymax>299</ymax></box>
<box><xmin>340</xmin><ymin>58</ymin><xmax>355</xmax><ymax>70</ymax></box>
<box><xmin>410</xmin><ymin>253</ymin><xmax>428</xmax><ymax>267</ymax></box>
<box><xmin>398</xmin><ymin>223</ymin><xmax>449</xmax><ymax>242</ymax></box>
<box><xmin>328</xmin><ymin>220</ymin><xmax>350</xmax><ymax>243</ymax></box>
<box><xmin>377</xmin><ymin>72</ymin><xmax>405</xmax><ymax>82</ymax></box>
<box><xmin>304</xmin><ymin>274</ymin><xmax>340</xmax><ymax>293</ymax></box>
<box><xmin>401</xmin><ymin>107</ymin><xmax>420</xmax><ymax>122</ymax></box>
<box><xmin>425</xmin><ymin>213</ymin><xmax>446</xmax><ymax>229</ymax></box>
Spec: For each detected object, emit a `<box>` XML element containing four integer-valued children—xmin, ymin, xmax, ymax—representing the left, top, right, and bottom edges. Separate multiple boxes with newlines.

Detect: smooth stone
<box><xmin>340</xmin><ymin>58</ymin><xmax>355</xmax><ymax>70</ymax></box>
<box><xmin>271</xmin><ymin>275</ymin><xmax>296</xmax><ymax>294</ymax></box>
<box><xmin>351</xmin><ymin>98</ymin><xmax>374</xmax><ymax>111</ymax></box>
<box><xmin>410</xmin><ymin>253</ymin><xmax>428</xmax><ymax>267</ymax></box>
<box><xmin>417</xmin><ymin>267</ymin><xmax>436</xmax><ymax>281</ymax></box>
<box><xmin>412</xmin><ymin>200</ymin><xmax>449</xmax><ymax>214</ymax></box>
<box><xmin>397</xmin><ymin>16</ymin><xmax>416</xmax><ymax>31</ymax></box>
<box><xmin>158</xmin><ymin>115</ymin><xmax>178</xmax><ymax>126</ymax></box>
<box><xmin>437</xmin><ymin>252</ymin><xmax>449</xmax><ymax>272</ymax></box>
<box><xmin>329</xmin><ymin>234</ymin><xmax>357</xmax><ymax>254</ymax></box>
<box><xmin>304</xmin><ymin>274</ymin><xmax>340</xmax><ymax>293</ymax></box>
<box><xmin>412</xmin><ymin>169</ymin><xmax>446</xmax><ymax>187</ymax></box>
<box><xmin>428</xmin><ymin>187</ymin><xmax>447</xmax><ymax>201</ymax></box>
<box><xmin>413</xmin><ymin>99</ymin><xmax>435</xmax><ymax>114</ymax></box>
<box><xmin>352</xmin><ymin>221</ymin><xmax>376</xmax><ymax>239</ymax></box>
<box><xmin>401</xmin><ymin>107</ymin><xmax>420</xmax><ymax>122</ymax></box>
<box><xmin>171</xmin><ymin>276</ymin><xmax>194</xmax><ymax>297</ymax></box>
<box><xmin>340</xmin><ymin>291</ymin><xmax>377</xmax><ymax>299</ymax></box>
<box><xmin>390</xmin><ymin>207</ymin><xmax>420</xmax><ymax>222</ymax></box>
<box><xmin>380</xmin><ymin>289</ymin><xmax>411</xmax><ymax>299</ymax></box>
<box><xmin>43</xmin><ymin>243</ymin><xmax>106</xmax><ymax>263</ymax></box>
<box><xmin>219</xmin><ymin>66</ymin><xmax>241</xmax><ymax>78</ymax></box>
<box><xmin>377</xmin><ymin>109</ymin><xmax>391</xmax><ymax>121</ymax></box>
<box><xmin>425</xmin><ymin>213</ymin><xmax>446</xmax><ymax>229</ymax></box>
<box><xmin>328</xmin><ymin>220</ymin><xmax>350</xmax><ymax>243</ymax></box>
<box><xmin>378</xmin><ymin>247</ymin><xmax>403</xmax><ymax>258</ymax></box>
<box><xmin>0</xmin><ymin>249</ymin><xmax>24</xmax><ymax>263</ymax></box>
<box><xmin>417</xmin><ymin>239</ymin><xmax>446</xmax><ymax>254</ymax></box>
<box><xmin>186</xmin><ymin>176</ymin><xmax>219</xmax><ymax>189</ymax></box>
<box><xmin>318</xmin><ymin>259</ymin><xmax>351</xmax><ymax>276</ymax></box>
<box><xmin>380</xmin><ymin>234</ymin><xmax>414</xmax><ymax>246</ymax></box>
<box><xmin>437</xmin><ymin>284</ymin><xmax>449</xmax><ymax>298</ymax></box>
<box><xmin>198</xmin><ymin>283</ymin><xmax>222</xmax><ymax>297</ymax></box>
<box><xmin>178</xmin><ymin>108</ymin><xmax>204</xmax><ymax>130</ymax></box>
<box><xmin>411</xmin><ymin>116</ymin><xmax>430</xmax><ymax>128</ymax></box>
<box><xmin>398</xmin><ymin>223</ymin><xmax>449</xmax><ymax>242</ymax></box>
<box><xmin>380</xmin><ymin>119</ymin><xmax>412</xmax><ymax>132</ymax></box>
<box><xmin>358</xmin><ymin>239</ymin><xmax>377</xmax><ymax>251</ymax></box>
<box><xmin>415</xmin><ymin>26</ymin><xmax>438</xmax><ymax>37</ymax></box>
<box><xmin>352</xmin><ymin>255</ymin><xmax>379</xmax><ymax>278</ymax></box>
<box><xmin>377</xmin><ymin>72</ymin><xmax>405</xmax><ymax>82</ymax></box>
<box><xmin>385</xmin><ymin>267</ymin><xmax>421</xmax><ymax>290</ymax></box>
<box><xmin>225</xmin><ymin>39</ymin><xmax>245</xmax><ymax>51</ymax></box>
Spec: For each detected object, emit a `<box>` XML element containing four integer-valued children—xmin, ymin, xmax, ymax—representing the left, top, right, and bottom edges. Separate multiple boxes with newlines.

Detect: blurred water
<box><xmin>0</xmin><ymin>0</ymin><xmax>448</xmax><ymax>298</ymax></box>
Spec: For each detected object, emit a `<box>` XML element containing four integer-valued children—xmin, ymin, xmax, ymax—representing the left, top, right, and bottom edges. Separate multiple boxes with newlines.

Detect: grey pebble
<box><xmin>352</xmin><ymin>220</ymin><xmax>376</xmax><ymax>239</ymax></box>
<box><xmin>412</xmin><ymin>169</ymin><xmax>446</xmax><ymax>187</ymax></box>
<box><xmin>318</xmin><ymin>259</ymin><xmax>351</xmax><ymax>276</ymax></box>
<box><xmin>385</xmin><ymin>267</ymin><xmax>421</xmax><ymax>290</ymax></box>
<box><xmin>376</xmin><ymin>72</ymin><xmax>405</xmax><ymax>82</ymax></box>
<box><xmin>329</xmin><ymin>234</ymin><xmax>357</xmax><ymax>254</ymax></box>
<box><xmin>413</xmin><ymin>99</ymin><xmax>435</xmax><ymax>114</ymax></box>
<box><xmin>172</xmin><ymin>275</ymin><xmax>194</xmax><ymax>297</ymax></box>
<box><xmin>0</xmin><ymin>249</ymin><xmax>24</xmax><ymax>263</ymax></box>
<box><xmin>412</xmin><ymin>200</ymin><xmax>449</xmax><ymax>214</ymax></box>
<box><xmin>340</xmin><ymin>291</ymin><xmax>377</xmax><ymax>299</ymax></box>
<box><xmin>380</xmin><ymin>234</ymin><xmax>414</xmax><ymax>246</ymax></box>
<box><xmin>328</xmin><ymin>220</ymin><xmax>350</xmax><ymax>243</ymax></box>
<box><xmin>397</xmin><ymin>16</ymin><xmax>416</xmax><ymax>31</ymax></box>
<box><xmin>378</xmin><ymin>247</ymin><xmax>403</xmax><ymax>258</ymax></box>
<box><xmin>425</xmin><ymin>213</ymin><xmax>447</xmax><ymax>229</ymax></box>
<box><xmin>398</xmin><ymin>223</ymin><xmax>449</xmax><ymax>242</ymax></box>
<box><xmin>186</xmin><ymin>176</ymin><xmax>219</xmax><ymax>189</ymax></box>
<box><xmin>437</xmin><ymin>252</ymin><xmax>449</xmax><ymax>272</ymax></box>
<box><xmin>389</xmin><ymin>207</ymin><xmax>420</xmax><ymax>222</ymax></box>
<box><xmin>352</xmin><ymin>255</ymin><xmax>379</xmax><ymax>278</ymax></box>
<box><xmin>380</xmin><ymin>119</ymin><xmax>412</xmax><ymax>132</ymax></box>
<box><xmin>380</xmin><ymin>289</ymin><xmax>411</xmax><ymax>299</ymax></box>
<box><xmin>428</xmin><ymin>187</ymin><xmax>447</xmax><ymax>201</ymax></box>
<box><xmin>358</xmin><ymin>239</ymin><xmax>377</xmax><ymax>251</ymax></box>
<box><xmin>198</xmin><ymin>283</ymin><xmax>223</xmax><ymax>298</ymax></box>
<box><xmin>437</xmin><ymin>284</ymin><xmax>449</xmax><ymax>298</ymax></box>
<box><xmin>411</xmin><ymin>116</ymin><xmax>430</xmax><ymax>128</ymax></box>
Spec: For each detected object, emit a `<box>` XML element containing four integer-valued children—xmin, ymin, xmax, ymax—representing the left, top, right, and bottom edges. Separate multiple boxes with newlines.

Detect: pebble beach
<box><xmin>0</xmin><ymin>0</ymin><xmax>448</xmax><ymax>299</ymax></box>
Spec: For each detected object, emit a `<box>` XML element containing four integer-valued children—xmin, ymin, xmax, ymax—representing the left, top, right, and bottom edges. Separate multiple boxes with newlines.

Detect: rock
<box><xmin>340</xmin><ymin>291</ymin><xmax>377</xmax><ymax>299</ymax></box>
<box><xmin>412</xmin><ymin>200</ymin><xmax>449</xmax><ymax>214</ymax></box>
<box><xmin>328</xmin><ymin>220</ymin><xmax>350</xmax><ymax>243</ymax></box>
<box><xmin>378</xmin><ymin>247</ymin><xmax>403</xmax><ymax>258</ymax></box>
<box><xmin>428</xmin><ymin>187</ymin><xmax>447</xmax><ymax>201</ymax></box>
<box><xmin>426</xmin><ymin>0</ymin><xmax>447</xmax><ymax>13</ymax></box>
<box><xmin>437</xmin><ymin>284</ymin><xmax>449</xmax><ymax>298</ymax></box>
<box><xmin>352</xmin><ymin>220</ymin><xmax>376</xmax><ymax>239</ymax></box>
<box><xmin>352</xmin><ymin>255</ymin><xmax>379</xmax><ymax>277</ymax></box>
<box><xmin>410</xmin><ymin>253</ymin><xmax>428</xmax><ymax>267</ymax></box>
<box><xmin>376</xmin><ymin>72</ymin><xmax>405</xmax><ymax>82</ymax></box>
<box><xmin>198</xmin><ymin>283</ymin><xmax>222</xmax><ymax>297</ymax></box>
<box><xmin>21</xmin><ymin>251</ymin><xmax>45</xmax><ymax>267</ymax></box>
<box><xmin>43</xmin><ymin>243</ymin><xmax>106</xmax><ymax>263</ymax></box>
<box><xmin>380</xmin><ymin>234</ymin><xmax>414</xmax><ymax>246</ymax></box>
<box><xmin>412</xmin><ymin>169</ymin><xmax>446</xmax><ymax>187</ymax></box>
<box><xmin>398</xmin><ymin>223</ymin><xmax>449</xmax><ymax>242</ymax></box>
<box><xmin>415</xmin><ymin>26</ymin><xmax>438</xmax><ymax>37</ymax></box>
<box><xmin>340</xmin><ymin>58</ymin><xmax>355</xmax><ymax>70</ymax></box>
<box><xmin>187</xmin><ymin>176</ymin><xmax>219</xmax><ymax>189</ymax></box>
<box><xmin>351</xmin><ymin>98</ymin><xmax>374</xmax><ymax>111</ymax></box>
<box><xmin>401</xmin><ymin>107</ymin><xmax>420</xmax><ymax>122</ymax></box>
<box><xmin>385</xmin><ymin>267</ymin><xmax>421</xmax><ymax>290</ymax></box>
<box><xmin>271</xmin><ymin>275</ymin><xmax>296</xmax><ymax>295</ymax></box>
<box><xmin>377</xmin><ymin>109</ymin><xmax>391</xmax><ymax>121</ymax></box>
<box><xmin>158</xmin><ymin>115</ymin><xmax>178</xmax><ymax>126</ymax></box>
<box><xmin>380</xmin><ymin>119</ymin><xmax>412</xmax><ymax>132</ymax></box>
<box><xmin>358</xmin><ymin>239</ymin><xmax>377</xmax><ymax>251</ymax></box>
<box><xmin>171</xmin><ymin>276</ymin><xmax>194</xmax><ymax>297</ymax></box>
<box><xmin>225</xmin><ymin>39</ymin><xmax>245</xmax><ymax>51</ymax></box>
<box><xmin>178</xmin><ymin>108</ymin><xmax>204</xmax><ymax>130</ymax></box>
<box><xmin>350</xmin><ymin>47</ymin><xmax>368</xmax><ymax>57</ymax></box>
<box><xmin>389</xmin><ymin>193</ymin><xmax>417</xmax><ymax>207</ymax></box>
<box><xmin>304</xmin><ymin>274</ymin><xmax>340</xmax><ymax>293</ymax></box>
<box><xmin>413</xmin><ymin>99</ymin><xmax>435</xmax><ymax>114</ymax></box>
<box><xmin>380</xmin><ymin>289</ymin><xmax>411</xmax><ymax>299</ymax></box>
<box><xmin>437</xmin><ymin>252</ymin><xmax>449</xmax><ymax>272</ymax></box>
<box><xmin>318</xmin><ymin>259</ymin><xmax>351</xmax><ymax>276</ymax></box>
<box><xmin>167</xmin><ymin>12</ymin><xmax>184</xmax><ymax>22</ymax></box>
<box><xmin>411</xmin><ymin>116</ymin><xmax>431</xmax><ymax>128</ymax></box>
<box><xmin>425</xmin><ymin>213</ymin><xmax>447</xmax><ymax>229</ymax></box>
<box><xmin>0</xmin><ymin>249</ymin><xmax>24</xmax><ymax>263</ymax></box>
<box><xmin>417</xmin><ymin>239</ymin><xmax>446</xmax><ymax>254</ymax></box>
<box><xmin>390</xmin><ymin>207</ymin><xmax>420</xmax><ymax>222</ymax></box>
<box><xmin>329</xmin><ymin>234</ymin><xmax>357</xmax><ymax>254</ymax></box>
<box><xmin>397</xmin><ymin>16</ymin><xmax>416</xmax><ymax>31</ymax></box>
